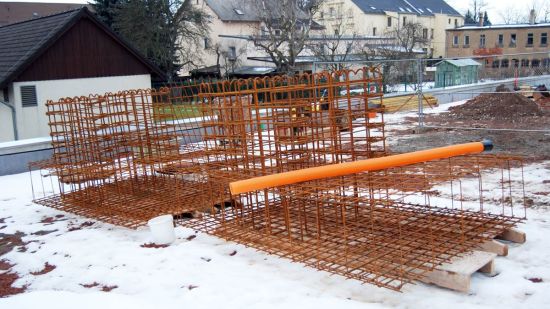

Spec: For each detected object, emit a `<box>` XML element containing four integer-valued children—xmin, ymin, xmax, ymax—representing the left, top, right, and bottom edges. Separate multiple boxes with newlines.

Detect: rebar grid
<box><xmin>182</xmin><ymin>154</ymin><xmax>526</xmax><ymax>291</ymax></box>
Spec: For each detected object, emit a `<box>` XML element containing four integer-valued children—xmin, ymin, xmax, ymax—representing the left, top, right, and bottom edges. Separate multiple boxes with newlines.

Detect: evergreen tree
<box><xmin>92</xmin><ymin>0</ymin><xmax>210</xmax><ymax>80</ymax></box>
<box><xmin>483</xmin><ymin>11</ymin><xmax>492</xmax><ymax>26</ymax></box>
<box><xmin>464</xmin><ymin>9</ymin><xmax>476</xmax><ymax>24</ymax></box>
<box><xmin>92</xmin><ymin>0</ymin><xmax>125</xmax><ymax>27</ymax></box>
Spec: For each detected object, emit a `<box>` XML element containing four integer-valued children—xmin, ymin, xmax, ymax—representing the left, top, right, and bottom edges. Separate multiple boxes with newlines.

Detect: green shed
<box><xmin>435</xmin><ymin>59</ymin><xmax>481</xmax><ymax>88</ymax></box>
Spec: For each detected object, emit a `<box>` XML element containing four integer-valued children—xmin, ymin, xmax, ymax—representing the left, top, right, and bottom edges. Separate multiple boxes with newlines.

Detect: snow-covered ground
<box><xmin>1</xmin><ymin>104</ymin><xmax>550</xmax><ymax>308</ymax></box>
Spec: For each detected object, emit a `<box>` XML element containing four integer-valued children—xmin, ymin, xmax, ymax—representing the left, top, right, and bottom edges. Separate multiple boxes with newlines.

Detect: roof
<box><xmin>350</xmin><ymin>0</ymin><xmax>462</xmax><ymax>17</ymax></box>
<box><xmin>205</xmin><ymin>0</ymin><xmax>322</xmax><ymax>28</ymax></box>
<box><xmin>0</xmin><ymin>7</ymin><xmax>165</xmax><ymax>89</ymax></box>
<box><xmin>449</xmin><ymin>22</ymin><xmax>550</xmax><ymax>31</ymax></box>
<box><xmin>435</xmin><ymin>59</ymin><xmax>481</xmax><ymax>67</ymax></box>
<box><xmin>0</xmin><ymin>1</ymin><xmax>87</xmax><ymax>27</ymax></box>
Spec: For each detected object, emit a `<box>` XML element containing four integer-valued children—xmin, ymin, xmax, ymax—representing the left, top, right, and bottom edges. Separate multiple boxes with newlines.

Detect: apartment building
<box><xmin>317</xmin><ymin>0</ymin><xmax>464</xmax><ymax>58</ymax></box>
<box><xmin>446</xmin><ymin>22</ymin><xmax>550</xmax><ymax>68</ymax></box>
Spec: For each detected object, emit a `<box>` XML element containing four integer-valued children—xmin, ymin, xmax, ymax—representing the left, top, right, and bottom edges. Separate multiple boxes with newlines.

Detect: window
<box><xmin>510</xmin><ymin>33</ymin><xmax>516</xmax><ymax>47</ymax></box>
<box><xmin>423</xmin><ymin>28</ymin><xmax>428</xmax><ymax>39</ymax></box>
<box><xmin>527</xmin><ymin>33</ymin><xmax>534</xmax><ymax>46</ymax></box>
<box><xmin>203</xmin><ymin>37</ymin><xmax>210</xmax><ymax>49</ymax></box>
<box><xmin>233</xmin><ymin>8</ymin><xmax>244</xmax><ymax>15</ymax></box>
<box><xmin>479</xmin><ymin>34</ymin><xmax>486</xmax><ymax>47</ymax></box>
<box><xmin>448</xmin><ymin>18</ymin><xmax>451</xmax><ymax>24</ymax></box>
<box><xmin>498</xmin><ymin>34</ymin><xmax>503</xmax><ymax>47</ymax></box>
<box><xmin>512</xmin><ymin>59</ymin><xmax>519</xmax><ymax>67</ymax></box>
<box><xmin>274</xmin><ymin>29</ymin><xmax>281</xmax><ymax>36</ymax></box>
<box><xmin>521</xmin><ymin>59</ymin><xmax>530</xmax><ymax>67</ymax></box>
<box><xmin>543</xmin><ymin>58</ymin><xmax>550</xmax><ymax>67</ymax></box>
<box><xmin>334</xmin><ymin>28</ymin><xmax>339</xmax><ymax>35</ymax></box>
<box><xmin>403</xmin><ymin>16</ymin><xmax>407</xmax><ymax>25</ymax></box>
<box><xmin>430</xmin><ymin>29</ymin><xmax>434</xmax><ymax>39</ymax></box>
<box><xmin>532</xmin><ymin>59</ymin><xmax>540</xmax><ymax>67</ymax></box>
<box><xmin>541</xmin><ymin>33</ymin><xmax>548</xmax><ymax>46</ymax></box>
<box><xmin>329</xmin><ymin>7</ymin><xmax>335</xmax><ymax>17</ymax></box>
<box><xmin>387</xmin><ymin>17</ymin><xmax>392</xmax><ymax>27</ymax></box>
<box><xmin>320</xmin><ymin>11</ymin><xmax>324</xmax><ymax>19</ymax></box>
<box><xmin>501</xmin><ymin>59</ymin><xmax>509</xmax><ymax>68</ymax></box>
<box><xmin>373</xmin><ymin>27</ymin><xmax>377</xmax><ymax>36</ymax></box>
<box><xmin>464</xmin><ymin>35</ymin><xmax>470</xmax><ymax>46</ymax></box>
<box><xmin>228</xmin><ymin>46</ymin><xmax>236</xmax><ymax>60</ymax></box>
<box><xmin>2</xmin><ymin>88</ymin><xmax>8</xmax><ymax>102</ymax></box>
<box><xmin>20</xmin><ymin>85</ymin><xmax>37</xmax><ymax>107</ymax></box>
<box><xmin>453</xmin><ymin>35</ymin><xmax>459</xmax><ymax>46</ymax></box>
<box><xmin>454</xmin><ymin>19</ymin><xmax>458</xmax><ymax>27</ymax></box>
<box><xmin>492</xmin><ymin>60</ymin><xmax>500</xmax><ymax>68</ymax></box>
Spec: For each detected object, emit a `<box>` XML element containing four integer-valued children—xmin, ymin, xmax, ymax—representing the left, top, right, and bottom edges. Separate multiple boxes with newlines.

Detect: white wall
<box><xmin>4</xmin><ymin>74</ymin><xmax>151</xmax><ymax>141</ymax></box>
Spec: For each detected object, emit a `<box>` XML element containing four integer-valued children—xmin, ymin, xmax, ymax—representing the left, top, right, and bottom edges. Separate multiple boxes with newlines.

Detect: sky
<box><xmin>0</xmin><ymin>0</ymin><xmax>540</xmax><ymax>24</ymax></box>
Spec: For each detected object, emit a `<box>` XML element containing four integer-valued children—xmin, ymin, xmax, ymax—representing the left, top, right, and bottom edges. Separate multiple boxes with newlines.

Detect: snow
<box><xmin>1</xmin><ymin>103</ymin><xmax>550</xmax><ymax>308</ymax></box>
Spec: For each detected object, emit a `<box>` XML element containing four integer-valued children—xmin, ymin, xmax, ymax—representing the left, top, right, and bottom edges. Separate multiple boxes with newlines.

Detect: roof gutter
<box><xmin>0</xmin><ymin>98</ymin><xmax>19</xmax><ymax>141</ymax></box>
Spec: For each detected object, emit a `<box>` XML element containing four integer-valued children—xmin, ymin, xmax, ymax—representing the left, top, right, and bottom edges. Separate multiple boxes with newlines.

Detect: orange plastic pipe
<box><xmin>229</xmin><ymin>140</ymin><xmax>492</xmax><ymax>195</ymax></box>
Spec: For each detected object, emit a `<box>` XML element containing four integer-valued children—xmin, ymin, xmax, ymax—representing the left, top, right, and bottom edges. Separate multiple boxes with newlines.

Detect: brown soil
<box><xmin>31</xmin><ymin>262</ymin><xmax>56</xmax><ymax>275</ymax></box>
<box><xmin>140</xmin><ymin>242</ymin><xmax>169</xmax><ymax>249</ymax></box>
<box><xmin>0</xmin><ymin>232</ymin><xmax>28</xmax><ymax>256</ymax></box>
<box><xmin>447</xmin><ymin>92</ymin><xmax>543</xmax><ymax>121</ymax></box>
<box><xmin>80</xmin><ymin>282</ymin><xmax>118</xmax><ymax>292</ymax></box>
<box><xmin>0</xmin><ymin>272</ymin><xmax>26</xmax><ymax>298</ymax></box>
<box><xmin>67</xmin><ymin>221</ymin><xmax>95</xmax><ymax>232</ymax></box>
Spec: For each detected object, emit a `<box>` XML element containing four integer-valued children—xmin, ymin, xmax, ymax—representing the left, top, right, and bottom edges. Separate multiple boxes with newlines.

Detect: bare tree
<box><xmin>469</xmin><ymin>0</ymin><xmax>488</xmax><ymax>22</ymax></box>
<box><xmin>209</xmin><ymin>42</ymin><xmax>246</xmax><ymax>78</ymax></box>
<box><xmin>499</xmin><ymin>0</ymin><xmax>550</xmax><ymax>24</ymax></box>
<box><xmin>307</xmin><ymin>7</ymin><xmax>361</xmax><ymax>72</ymax></box>
<box><xmin>247</xmin><ymin>0</ymin><xmax>324</xmax><ymax>74</ymax></box>
<box><xmin>380</xmin><ymin>22</ymin><xmax>430</xmax><ymax>59</ymax></box>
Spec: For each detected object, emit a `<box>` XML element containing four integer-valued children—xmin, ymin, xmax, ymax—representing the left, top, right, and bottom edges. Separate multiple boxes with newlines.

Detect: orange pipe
<box><xmin>229</xmin><ymin>140</ymin><xmax>492</xmax><ymax>195</ymax></box>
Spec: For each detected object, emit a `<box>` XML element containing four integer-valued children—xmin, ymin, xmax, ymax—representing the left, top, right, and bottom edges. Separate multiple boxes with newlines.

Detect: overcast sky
<box><xmin>0</xmin><ymin>0</ymin><xmax>540</xmax><ymax>24</ymax></box>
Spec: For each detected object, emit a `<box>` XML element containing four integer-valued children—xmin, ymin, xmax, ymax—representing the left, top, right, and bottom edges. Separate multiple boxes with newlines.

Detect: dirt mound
<box><xmin>448</xmin><ymin>92</ymin><xmax>543</xmax><ymax>121</ymax></box>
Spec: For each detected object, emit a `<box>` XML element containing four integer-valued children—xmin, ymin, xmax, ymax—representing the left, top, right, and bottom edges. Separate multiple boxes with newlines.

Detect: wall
<box><xmin>426</xmin><ymin>74</ymin><xmax>550</xmax><ymax>104</ymax></box>
<box><xmin>0</xmin><ymin>137</ymin><xmax>52</xmax><ymax>175</ymax></box>
<box><xmin>446</xmin><ymin>26</ymin><xmax>550</xmax><ymax>58</ymax></box>
<box><xmin>7</xmin><ymin>74</ymin><xmax>151</xmax><ymax>140</ymax></box>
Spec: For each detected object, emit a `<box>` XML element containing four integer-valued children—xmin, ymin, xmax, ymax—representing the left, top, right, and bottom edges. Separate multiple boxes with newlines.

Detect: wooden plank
<box><xmin>478</xmin><ymin>239</ymin><xmax>508</xmax><ymax>256</ymax></box>
<box><xmin>419</xmin><ymin>251</ymin><xmax>496</xmax><ymax>293</ymax></box>
<box><xmin>496</xmin><ymin>228</ymin><xmax>526</xmax><ymax>244</ymax></box>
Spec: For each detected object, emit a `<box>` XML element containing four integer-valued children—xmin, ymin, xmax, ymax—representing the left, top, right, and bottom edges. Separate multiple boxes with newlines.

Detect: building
<box><xmin>446</xmin><ymin>21</ymin><xmax>550</xmax><ymax>69</ymax></box>
<box><xmin>434</xmin><ymin>59</ymin><xmax>481</xmax><ymax>88</ymax></box>
<box><xmin>317</xmin><ymin>0</ymin><xmax>464</xmax><ymax>58</ymax></box>
<box><xmin>0</xmin><ymin>1</ymin><xmax>87</xmax><ymax>26</ymax></box>
<box><xmin>189</xmin><ymin>0</ymin><xmax>328</xmax><ymax>76</ymax></box>
<box><xmin>0</xmin><ymin>7</ymin><xmax>165</xmax><ymax>142</ymax></box>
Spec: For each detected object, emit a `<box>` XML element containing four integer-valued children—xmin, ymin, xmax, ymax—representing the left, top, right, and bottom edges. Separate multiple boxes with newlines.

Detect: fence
<box><xmin>313</xmin><ymin>51</ymin><xmax>550</xmax><ymax>133</ymax></box>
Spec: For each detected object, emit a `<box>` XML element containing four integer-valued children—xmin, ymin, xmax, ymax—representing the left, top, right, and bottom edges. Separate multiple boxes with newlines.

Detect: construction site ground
<box><xmin>1</xmin><ymin>98</ymin><xmax>550</xmax><ymax>308</ymax></box>
<box><xmin>386</xmin><ymin>93</ymin><xmax>550</xmax><ymax>162</ymax></box>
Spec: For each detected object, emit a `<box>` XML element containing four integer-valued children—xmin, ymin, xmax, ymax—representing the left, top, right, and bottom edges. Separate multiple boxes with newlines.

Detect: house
<box><xmin>446</xmin><ymin>14</ymin><xmax>550</xmax><ymax>69</ymax></box>
<box><xmin>0</xmin><ymin>7</ymin><xmax>165</xmax><ymax>142</ymax></box>
<box><xmin>317</xmin><ymin>0</ymin><xmax>464</xmax><ymax>58</ymax></box>
<box><xmin>190</xmin><ymin>0</ymin><xmax>325</xmax><ymax>76</ymax></box>
<box><xmin>0</xmin><ymin>1</ymin><xmax>87</xmax><ymax>26</ymax></box>
<box><xmin>434</xmin><ymin>59</ymin><xmax>481</xmax><ymax>88</ymax></box>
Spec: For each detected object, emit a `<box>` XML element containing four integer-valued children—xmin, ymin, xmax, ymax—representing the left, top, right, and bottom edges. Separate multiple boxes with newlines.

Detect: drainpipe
<box><xmin>0</xmin><ymin>99</ymin><xmax>19</xmax><ymax>140</ymax></box>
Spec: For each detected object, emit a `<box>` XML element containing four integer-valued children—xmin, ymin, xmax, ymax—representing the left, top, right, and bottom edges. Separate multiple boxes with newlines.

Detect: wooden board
<box><xmin>420</xmin><ymin>251</ymin><xmax>497</xmax><ymax>293</ymax></box>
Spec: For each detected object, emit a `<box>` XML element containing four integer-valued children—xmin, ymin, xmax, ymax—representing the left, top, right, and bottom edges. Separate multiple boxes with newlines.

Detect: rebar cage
<box><xmin>31</xmin><ymin>67</ymin><xmax>527</xmax><ymax>291</ymax></box>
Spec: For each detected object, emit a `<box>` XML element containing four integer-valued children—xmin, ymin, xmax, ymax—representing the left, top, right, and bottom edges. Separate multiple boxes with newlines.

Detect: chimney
<box><xmin>479</xmin><ymin>14</ymin><xmax>484</xmax><ymax>27</ymax></box>
<box><xmin>529</xmin><ymin>9</ymin><xmax>536</xmax><ymax>25</ymax></box>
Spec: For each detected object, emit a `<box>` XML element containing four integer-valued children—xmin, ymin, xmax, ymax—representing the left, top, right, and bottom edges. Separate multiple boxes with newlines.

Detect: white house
<box><xmin>0</xmin><ymin>7</ymin><xmax>165</xmax><ymax>142</ymax></box>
